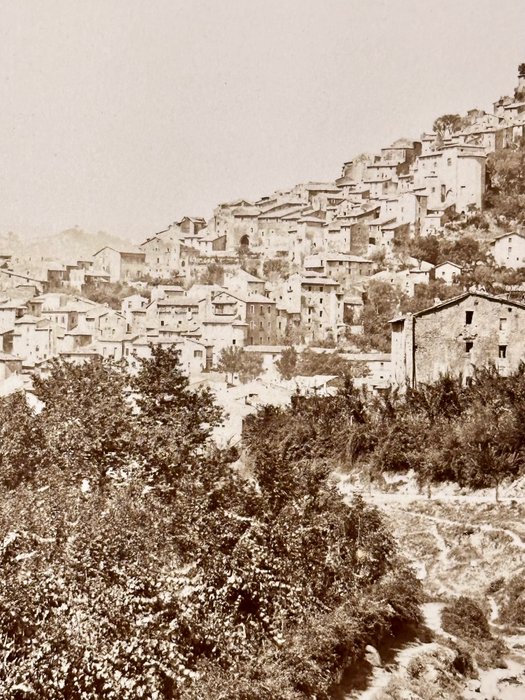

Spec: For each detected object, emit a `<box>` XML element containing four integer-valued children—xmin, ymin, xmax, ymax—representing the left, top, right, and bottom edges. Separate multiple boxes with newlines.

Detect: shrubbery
<box><xmin>245</xmin><ymin>365</ymin><xmax>525</xmax><ymax>493</ymax></box>
<box><xmin>0</xmin><ymin>348</ymin><xmax>421</xmax><ymax>699</ymax></box>
<box><xmin>441</xmin><ymin>597</ymin><xmax>491</xmax><ymax>640</ymax></box>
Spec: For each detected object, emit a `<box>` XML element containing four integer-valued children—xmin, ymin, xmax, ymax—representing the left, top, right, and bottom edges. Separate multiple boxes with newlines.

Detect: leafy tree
<box><xmin>441</xmin><ymin>597</ymin><xmax>491</xmax><ymax>640</ymax></box>
<box><xmin>408</xmin><ymin>234</ymin><xmax>441</xmax><ymax>266</ymax></box>
<box><xmin>275</xmin><ymin>345</ymin><xmax>298</xmax><ymax>380</ymax></box>
<box><xmin>32</xmin><ymin>357</ymin><xmax>136</xmax><ymax>488</ymax></box>
<box><xmin>0</xmin><ymin>392</ymin><xmax>47</xmax><ymax>489</ymax></box>
<box><xmin>297</xmin><ymin>348</ymin><xmax>369</xmax><ymax>380</ymax></box>
<box><xmin>82</xmin><ymin>281</ymin><xmax>149</xmax><ymax>309</ymax></box>
<box><xmin>217</xmin><ymin>346</ymin><xmax>264</xmax><ymax>383</ymax></box>
<box><xmin>484</xmin><ymin>139</ymin><xmax>525</xmax><ymax>222</ymax></box>
<box><xmin>432</xmin><ymin>113</ymin><xmax>463</xmax><ymax>139</ymax></box>
<box><xmin>197</xmin><ymin>263</ymin><xmax>224</xmax><ymax>285</ymax></box>
<box><xmin>350</xmin><ymin>280</ymin><xmax>406</xmax><ymax>352</ymax></box>
<box><xmin>401</xmin><ymin>280</ymin><xmax>463</xmax><ymax>315</ymax></box>
<box><xmin>262</xmin><ymin>257</ymin><xmax>289</xmax><ymax>280</ymax></box>
<box><xmin>130</xmin><ymin>344</ymin><xmax>223</xmax><ymax>485</ymax></box>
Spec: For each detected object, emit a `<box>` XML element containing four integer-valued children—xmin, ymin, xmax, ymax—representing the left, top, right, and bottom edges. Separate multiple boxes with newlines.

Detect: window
<box><xmin>447</xmin><ymin>158</ymin><xmax>452</xmax><ymax>166</ymax></box>
<box><xmin>465</xmin><ymin>311</ymin><xmax>473</xmax><ymax>325</ymax></box>
<box><xmin>499</xmin><ymin>345</ymin><xmax>507</xmax><ymax>359</ymax></box>
<box><xmin>319</xmin><ymin>310</ymin><xmax>323</xmax><ymax>318</ymax></box>
<box><xmin>499</xmin><ymin>318</ymin><xmax>507</xmax><ymax>331</ymax></box>
<box><xmin>232</xmin><ymin>339</ymin><xmax>236</xmax><ymax>345</ymax></box>
<box><xmin>465</xmin><ymin>341</ymin><xmax>473</xmax><ymax>353</ymax></box>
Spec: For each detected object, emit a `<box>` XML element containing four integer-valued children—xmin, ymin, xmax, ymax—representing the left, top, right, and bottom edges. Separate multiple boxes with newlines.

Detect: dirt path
<box><xmin>338</xmin><ymin>485</ymin><xmax>525</xmax><ymax>699</ymax></box>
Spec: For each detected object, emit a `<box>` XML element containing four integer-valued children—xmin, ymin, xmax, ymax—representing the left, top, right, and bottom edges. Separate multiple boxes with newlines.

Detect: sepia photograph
<box><xmin>0</xmin><ymin>0</ymin><xmax>524</xmax><ymax>697</ymax></box>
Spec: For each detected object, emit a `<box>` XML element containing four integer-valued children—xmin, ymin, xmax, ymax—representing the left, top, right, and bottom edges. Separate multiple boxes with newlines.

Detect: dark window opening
<box><xmin>465</xmin><ymin>311</ymin><xmax>473</xmax><ymax>325</ymax></box>
<box><xmin>465</xmin><ymin>341</ymin><xmax>473</xmax><ymax>353</ymax></box>
<box><xmin>499</xmin><ymin>345</ymin><xmax>507</xmax><ymax>359</ymax></box>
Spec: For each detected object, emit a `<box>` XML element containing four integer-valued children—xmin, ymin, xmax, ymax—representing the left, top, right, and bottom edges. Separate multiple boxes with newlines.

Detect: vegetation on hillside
<box><xmin>245</xmin><ymin>366</ymin><xmax>525</xmax><ymax>495</ymax></box>
<box><xmin>275</xmin><ymin>347</ymin><xmax>369</xmax><ymax>381</ymax></box>
<box><xmin>217</xmin><ymin>346</ymin><xmax>264</xmax><ymax>383</ymax></box>
<box><xmin>0</xmin><ymin>348</ymin><xmax>421</xmax><ymax>698</ymax></box>
<box><xmin>82</xmin><ymin>281</ymin><xmax>150</xmax><ymax>309</ymax></box>
<box><xmin>484</xmin><ymin>136</ymin><xmax>525</xmax><ymax>223</ymax></box>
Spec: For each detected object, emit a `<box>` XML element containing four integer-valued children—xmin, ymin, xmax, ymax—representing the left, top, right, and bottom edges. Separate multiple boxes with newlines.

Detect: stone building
<box><xmin>93</xmin><ymin>246</ymin><xmax>146</xmax><ymax>283</ymax></box>
<box><xmin>391</xmin><ymin>292</ymin><xmax>525</xmax><ymax>388</ymax></box>
<box><xmin>491</xmin><ymin>232</ymin><xmax>525</xmax><ymax>269</ymax></box>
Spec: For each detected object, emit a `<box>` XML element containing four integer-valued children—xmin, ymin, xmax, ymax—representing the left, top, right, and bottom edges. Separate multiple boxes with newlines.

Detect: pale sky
<box><xmin>0</xmin><ymin>0</ymin><xmax>524</xmax><ymax>242</ymax></box>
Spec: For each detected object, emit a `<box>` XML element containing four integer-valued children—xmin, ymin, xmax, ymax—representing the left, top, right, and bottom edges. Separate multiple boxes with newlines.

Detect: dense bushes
<box><xmin>0</xmin><ymin>349</ymin><xmax>421</xmax><ymax>698</ymax></box>
<box><xmin>441</xmin><ymin>597</ymin><xmax>491</xmax><ymax>640</ymax></box>
<box><xmin>245</xmin><ymin>365</ymin><xmax>525</xmax><ymax>493</ymax></box>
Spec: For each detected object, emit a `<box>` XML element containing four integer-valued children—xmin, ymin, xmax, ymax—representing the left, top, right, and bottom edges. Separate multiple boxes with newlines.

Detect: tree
<box><xmin>197</xmin><ymin>263</ymin><xmax>224</xmax><ymax>285</ymax></box>
<box><xmin>0</xmin><ymin>392</ymin><xmax>47</xmax><ymax>489</ymax></box>
<box><xmin>484</xmin><ymin>138</ymin><xmax>525</xmax><ymax>222</ymax></box>
<box><xmin>432</xmin><ymin>113</ymin><xmax>463</xmax><ymax>139</ymax></box>
<box><xmin>275</xmin><ymin>346</ymin><xmax>298</xmax><ymax>380</ymax></box>
<box><xmin>217</xmin><ymin>346</ymin><xmax>264</xmax><ymax>383</ymax></box>
<box><xmin>298</xmin><ymin>348</ymin><xmax>356</xmax><ymax>378</ymax></box>
<box><xmin>32</xmin><ymin>357</ymin><xmax>136</xmax><ymax>488</ymax></box>
<box><xmin>351</xmin><ymin>280</ymin><xmax>406</xmax><ymax>352</ymax></box>
<box><xmin>130</xmin><ymin>345</ymin><xmax>223</xmax><ymax>485</ymax></box>
<box><xmin>262</xmin><ymin>257</ymin><xmax>288</xmax><ymax>280</ymax></box>
<box><xmin>408</xmin><ymin>234</ymin><xmax>442</xmax><ymax>266</ymax></box>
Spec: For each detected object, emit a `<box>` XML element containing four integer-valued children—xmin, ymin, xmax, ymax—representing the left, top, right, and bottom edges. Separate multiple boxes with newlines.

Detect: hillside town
<box><xmin>3</xmin><ymin>3</ymin><xmax>525</xmax><ymax>699</ymax></box>
<box><xmin>1</xmin><ymin>64</ymin><xmax>525</xmax><ymax>440</ymax></box>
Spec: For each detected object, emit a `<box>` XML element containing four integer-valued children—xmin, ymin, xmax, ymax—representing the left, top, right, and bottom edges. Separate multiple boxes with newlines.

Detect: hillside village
<box><xmin>2</xmin><ymin>64</ymin><xmax>525</xmax><ymax>433</ymax></box>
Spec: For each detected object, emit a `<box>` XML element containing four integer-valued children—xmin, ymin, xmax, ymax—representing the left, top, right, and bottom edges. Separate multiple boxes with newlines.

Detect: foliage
<box><xmin>498</xmin><ymin>575</ymin><xmax>525</xmax><ymax>627</ymax></box>
<box><xmin>432</xmin><ymin>113</ymin><xmax>463</xmax><ymax>138</ymax></box>
<box><xmin>217</xmin><ymin>346</ymin><xmax>264</xmax><ymax>383</ymax></box>
<box><xmin>276</xmin><ymin>346</ymin><xmax>298</xmax><ymax>380</ymax></box>
<box><xmin>408</xmin><ymin>234</ymin><xmax>489</xmax><ymax>271</ymax></box>
<box><xmin>484</xmin><ymin>138</ymin><xmax>525</xmax><ymax>223</ymax></box>
<box><xmin>0</xmin><ymin>349</ymin><xmax>421</xmax><ymax>699</ymax></box>
<box><xmin>441</xmin><ymin>597</ymin><xmax>491</xmax><ymax>640</ymax></box>
<box><xmin>130</xmin><ymin>344</ymin><xmax>223</xmax><ymax>486</ymax></box>
<box><xmin>0</xmin><ymin>392</ymin><xmax>47</xmax><ymax>489</ymax></box>
<box><xmin>400</xmin><ymin>281</ymin><xmax>462</xmax><ymax>315</ymax></box>
<box><xmin>250</xmin><ymin>364</ymin><xmax>525</xmax><ymax>492</ymax></box>
<box><xmin>262</xmin><ymin>257</ymin><xmax>289</xmax><ymax>280</ymax></box>
<box><xmin>32</xmin><ymin>358</ymin><xmax>136</xmax><ymax>489</ymax></box>
<box><xmin>82</xmin><ymin>281</ymin><xmax>149</xmax><ymax>309</ymax></box>
<box><xmin>196</xmin><ymin>262</ymin><xmax>224</xmax><ymax>285</ymax></box>
<box><xmin>349</xmin><ymin>280</ymin><xmax>405</xmax><ymax>352</ymax></box>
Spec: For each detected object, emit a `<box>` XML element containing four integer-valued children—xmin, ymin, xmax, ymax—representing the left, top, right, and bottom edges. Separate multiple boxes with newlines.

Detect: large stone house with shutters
<box><xmin>390</xmin><ymin>292</ymin><xmax>525</xmax><ymax>388</ymax></box>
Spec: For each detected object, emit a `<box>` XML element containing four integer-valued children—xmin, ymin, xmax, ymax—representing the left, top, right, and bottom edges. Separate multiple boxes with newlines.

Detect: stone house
<box><xmin>390</xmin><ymin>292</ymin><xmax>525</xmax><ymax>388</ymax></box>
<box><xmin>245</xmin><ymin>294</ymin><xmax>279</xmax><ymax>346</ymax></box>
<box><xmin>433</xmin><ymin>261</ymin><xmax>463</xmax><ymax>284</ymax></box>
<box><xmin>491</xmin><ymin>232</ymin><xmax>525</xmax><ymax>269</ymax></box>
<box><xmin>93</xmin><ymin>246</ymin><xmax>146</xmax><ymax>283</ymax></box>
<box><xmin>274</xmin><ymin>273</ymin><xmax>343</xmax><ymax>344</ymax></box>
<box><xmin>140</xmin><ymin>225</ymin><xmax>181</xmax><ymax>279</ymax></box>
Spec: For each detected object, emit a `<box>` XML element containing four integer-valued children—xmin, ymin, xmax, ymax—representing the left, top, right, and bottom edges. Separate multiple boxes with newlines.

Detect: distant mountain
<box><xmin>3</xmin><ymin>228</ymin><xmax>133</xmax><ymax>263</ymax></box>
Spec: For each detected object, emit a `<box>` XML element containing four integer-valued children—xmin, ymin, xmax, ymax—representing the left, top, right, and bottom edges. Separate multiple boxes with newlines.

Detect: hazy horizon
<box><xmin>1</xmin><ymin>0</ymin><xmax>524</xmax><ymax>243</ymax></box>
